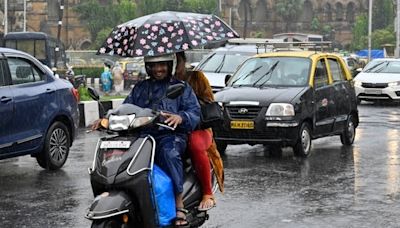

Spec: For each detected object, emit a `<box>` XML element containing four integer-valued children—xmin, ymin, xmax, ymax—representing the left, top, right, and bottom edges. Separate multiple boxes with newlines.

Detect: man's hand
<box><xmin>91</xmin><ymin>119</ymin><xmax>102</xmax><ymax>130</ymax></box>
<box><xmin>160</xmin><ymin>111</ymin><xmax>183</xmax><ymax>129</ymax></box>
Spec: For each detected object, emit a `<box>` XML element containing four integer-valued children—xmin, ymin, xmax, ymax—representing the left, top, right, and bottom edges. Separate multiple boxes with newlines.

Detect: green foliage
<box><xmin>136</xmin><ymin>0</ymin><xmax>166</xmax><ymax>16</ymax></box>
<box><xmin>74</xmin><ymin>0</ymin><xmax>136</xmax><ymax>47</ymax></box>
<box><xmin>350</xmin><ymin>14</ymin><xmax>368</xmax><ymax>51</ymax></box>
<box><xmin>92</xmin><ymin>27</ymin><xmax>113</xmax><ymax>49</ymax></box>
<box><xmin>310</xmin><ymin>17</ymin><xmax>320</xmax><ymax>32</ymax></box>
<box><xmin>371</xmin><ymin>26</ymin><xmax>395</xmax><ymax>49</ymax></box>
<box><xmin>373</xmin><ymin>0</ymin><xmax>394</xmax><ymax>30</ymax></box>
<box><xmin>181</xmin><ymin>0</ymin><xmax>218</xmax><ymax>14</ymax></box>
<box><xmin>73</xmin><ymin>67</ymin><xmax>103</xmax><ymax>78</ymax></box>
<box><xmin>78</xmin><ymin>85</ymin><xmax>92</xmax><ymax>101</ymax></box>
<box><xmin>275</xmin><ymin>0</ymin><xmax>305</xmax><ymax>31</ymax></box>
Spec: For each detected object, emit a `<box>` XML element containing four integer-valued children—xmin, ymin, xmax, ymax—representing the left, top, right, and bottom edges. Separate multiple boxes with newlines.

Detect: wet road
<box><xmin>1</xmin><ymin>103</ymin><xmax>400</xmax><ymax>227</ymax></box>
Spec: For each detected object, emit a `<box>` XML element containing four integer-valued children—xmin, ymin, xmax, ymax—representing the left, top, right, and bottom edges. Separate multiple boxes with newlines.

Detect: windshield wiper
<box><xmin>374</xmin><ymin>61</ymin><xmax>390</xmax><ymax>73</ymax></box>
<box><xmin>215</xmin><ymin>54</ymin><xmax>226</xmax><ymax>73</ymax></box>
<box><xmin>230</xmin><ymin>66</ymin><xmax>262</xmax><ymax>86</ymax></box>
<box><xmin>364</xmin><ymin>61</ymin><xmax>386</xmax><ymax>73</ymax></box>
<box><xmin>252</xmin><ymin>61</ymin><xmax>279</xmax><ymax>87</ymax></box>
<box><xmin>197</xmin><ymin>53</ymin><xmax>215</xmax><ymax>70</ymax></box>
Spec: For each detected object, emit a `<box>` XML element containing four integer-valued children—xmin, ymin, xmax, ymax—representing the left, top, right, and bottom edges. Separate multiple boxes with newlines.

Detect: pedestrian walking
<box><xmin>112</xmin><ymin>61</ymin><xmax>124</xmax><ymax>95</ymax></box>
<box><xmin>101</xmin><ymin>63</ymin><xmax>113</xmax><ymax>95</ymax></box>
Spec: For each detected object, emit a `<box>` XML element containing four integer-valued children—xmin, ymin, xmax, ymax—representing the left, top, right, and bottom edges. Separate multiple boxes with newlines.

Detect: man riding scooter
<box><xmin>93</xmin><ymin>53</ymin><xmax>200</xmax><ymax>227</ymax></box>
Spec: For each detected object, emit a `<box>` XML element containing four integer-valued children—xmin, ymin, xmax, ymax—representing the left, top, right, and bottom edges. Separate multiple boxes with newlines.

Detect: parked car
<box><xmin>0</xmin><ymin>48</ymin><xmax>80</xmax><ymax>170</ymax></box>
<box><xmin>213</xmin><ymin>51</ymin><xmax>359</xmax><ymax>157</ymax></box>
<box><xmin>353</xmin><ymin>58</ymin><xmax>400</xmax><ymax>103</ymax></box>
<box><xmin>194</xmin><ymin>45</ymin><xmax>260</xmax><ymax>92</ymax></box>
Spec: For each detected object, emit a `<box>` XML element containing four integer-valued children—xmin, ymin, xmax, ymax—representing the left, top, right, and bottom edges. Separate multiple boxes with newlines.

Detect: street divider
<box><xmin>78</xmin><ymin>99</ymin><xmax>124</xmax><ymax>127</ymax></box>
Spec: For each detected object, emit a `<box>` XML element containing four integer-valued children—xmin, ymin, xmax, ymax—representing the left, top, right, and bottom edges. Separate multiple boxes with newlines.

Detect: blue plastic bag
<box><xmin>151</xmin><ymin>165</ymin><xmax>176</xmax><ymax>226</ymax></box>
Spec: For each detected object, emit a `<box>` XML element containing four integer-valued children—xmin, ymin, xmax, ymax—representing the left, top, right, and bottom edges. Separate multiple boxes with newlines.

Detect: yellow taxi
<box><xmin>214</xmin><ymin>51</ymin><xmax>359</xmax><ymax>157</ymax></box>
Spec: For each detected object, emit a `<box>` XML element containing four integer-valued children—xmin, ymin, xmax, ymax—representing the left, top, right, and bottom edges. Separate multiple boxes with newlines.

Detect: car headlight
<box><xmin>131</xmin><ymin>116</ymin><xmax>155</xmax><ymax>128</ymax></box>
<box><xmin>266</xmin><ymin>103</ymin><xmax>295</xmax><ymax>116</ymax></box>
<box><xmin>108</xmin><ymin>114</ymin><xmax>136</xmax><ymax>131</ymax></box>
<box><xmin>388</xmin><ymin>81</ymin><xmax>400</xmax><ymax>87</ymax></box>
<box><xmin>353</xmin><ymin>80</ymin><xmax>362</xmax><ymax>87</ymax></box>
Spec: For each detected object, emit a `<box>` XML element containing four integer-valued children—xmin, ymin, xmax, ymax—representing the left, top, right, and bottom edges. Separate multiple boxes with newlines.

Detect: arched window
<box><xmin>335</xmin><ymin>2</ymin><xmax>344</xmax><ymax>21</ymax></box>
<box><xmin>346</xmin><ymin>2</ymin><xmax>356</xmax><ymax>23</ymax></box>
<box><xmin>323</xmin><ymin>3</ymin><xmax>332</xmax><ymax>22</ymax></box>
<box><xmin>301</xmin><ymin>0</ymin><xmax>313</xmax><ymax>22</ymax></box>
<box><xmin>47</xmin><ymin>0</ymin><xmax>60</xmax><ymax>21</ymax></box>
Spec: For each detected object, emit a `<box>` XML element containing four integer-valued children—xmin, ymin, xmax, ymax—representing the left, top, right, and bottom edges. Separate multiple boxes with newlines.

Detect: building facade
<box><xmin>0</xmin><ymin>0</ymin><xmax>369</xmax><ymax>49</ymax></box>
<box><xmin>221</xmin><ymin>0</ymin><xmax>369</xmax><ymax>47</ymax></box>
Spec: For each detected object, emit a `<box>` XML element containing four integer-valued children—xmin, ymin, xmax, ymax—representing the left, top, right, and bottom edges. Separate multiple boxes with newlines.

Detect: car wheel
<box><xmin>36</xmin><ymin>121</ymin><xmax>70</xmax><ymax>170</ymax></box>
<box><xmin>293</xmin><ymin>123</ymin><xmax>312</xmax><ymax>157</ymax></box>
<box><xmin>216</xmin><ymin>141</ymin><xmax>227</xmax><ymax>155</ymax></box>
<box><xmin>340</xmin><ymin>115</ymin><xmax>356</xmax><ymax>146</ymax></box>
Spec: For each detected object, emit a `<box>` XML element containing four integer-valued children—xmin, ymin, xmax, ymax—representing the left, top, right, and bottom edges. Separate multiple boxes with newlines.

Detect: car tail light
<box><xmin>71</xmin><ymin>88</ymin><xmax>80</xmax><ymax>102</ymax></box>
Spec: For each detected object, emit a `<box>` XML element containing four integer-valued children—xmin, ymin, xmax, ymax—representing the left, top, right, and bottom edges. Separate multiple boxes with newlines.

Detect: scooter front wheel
<box><xmin>91</xmin><ymin>219</ymin><xmax>126</xmax><ymax>228</ymax></box>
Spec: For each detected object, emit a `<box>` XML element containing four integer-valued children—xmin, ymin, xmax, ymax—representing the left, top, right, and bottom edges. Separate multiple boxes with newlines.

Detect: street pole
<box><xmin>23</xmin><ymin>0</ymin><xmax>26</xmax><ymax>32</ymax></box>
<box><xmin>55</xmin><ymin>0</ymin><xmax>65</xmax><ymax>69</ymax></box>
<box><xmin>368</xmin><ymin>0</ymin><xmax>373</xmax><ymax>61</ymax></box>
<box><xmin>4</xmin><ymin>0</ymin><xmax>8</xmax><ymax>35</ymax></box>
<box><xmin>396</xmin><ymin>0</ymin><xmax>400</xmax><ymax>58</ymax></box>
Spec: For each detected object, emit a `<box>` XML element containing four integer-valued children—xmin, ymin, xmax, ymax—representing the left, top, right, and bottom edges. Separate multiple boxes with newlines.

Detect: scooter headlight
<box><xmin>108</xmin><ymin>114</ymin><xmax>136</xmax><ymax>131</ymax></box>
<box><xmin>131</xmin><ymin>116</ymin><xmax>155</xmax><ymax>128</ymax></box>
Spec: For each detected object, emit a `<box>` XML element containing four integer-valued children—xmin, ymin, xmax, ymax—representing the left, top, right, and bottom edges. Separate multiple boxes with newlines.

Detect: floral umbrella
<box><xmin>97</xmin><ymin>11</ymin><xmax>240</xmax><ymax>57</ymax></box>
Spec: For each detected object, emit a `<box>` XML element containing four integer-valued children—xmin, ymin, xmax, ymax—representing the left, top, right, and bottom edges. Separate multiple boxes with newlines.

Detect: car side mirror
<box><xmin>190</xmin><ymin>62</ymin><xmax>199</xmax><ymax>69</ymax></box>
<box><xmin>356</xmin><ymin>68</ymin><xmax>362</xmax><ymax>72</ymax></box>
<box><xmin>87</xmin><ymin>87</ymin><xmax>100</xmax><ymax>101</ymax></box>
<box><xmin>225</xmin><ymin>74</ymin><xmax>232</xmax><ymax>86</ymax></box>
<box><xmin>166</xmin><ymin>83</ymin><xmax>185</xmax><ymax>99</ymax></box>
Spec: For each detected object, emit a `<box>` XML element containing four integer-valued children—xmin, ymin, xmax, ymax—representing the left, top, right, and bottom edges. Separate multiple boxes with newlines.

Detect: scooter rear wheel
<box><xmin>91</xmin><ymin>219</ymin><xmax>124</xmax><ymax>228</ymax></box>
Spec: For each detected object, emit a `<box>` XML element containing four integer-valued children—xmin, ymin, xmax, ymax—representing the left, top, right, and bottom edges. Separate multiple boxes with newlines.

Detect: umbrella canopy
<box><xmin>98</xmin><ymin>11</ymin><xmax>240</xmax><ymax>57</ymax></box>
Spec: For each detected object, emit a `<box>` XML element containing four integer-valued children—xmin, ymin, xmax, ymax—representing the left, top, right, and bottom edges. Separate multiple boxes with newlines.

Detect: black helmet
<box><xmin>144</xmin><ymin>53</ymin><xmax>177</xmax><ymax>77</ymax></box>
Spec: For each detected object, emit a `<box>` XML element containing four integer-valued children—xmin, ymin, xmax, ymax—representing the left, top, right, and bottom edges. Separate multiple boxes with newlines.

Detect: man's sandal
<box><xmin>198</xmin><ymin>195</ymin><xmax>216</xmax><ymax>211</ymax></box>
<box><xmin>175</xmin><ymin>208</ymin><xmax>190</xmax><ymax>228</ymax></box>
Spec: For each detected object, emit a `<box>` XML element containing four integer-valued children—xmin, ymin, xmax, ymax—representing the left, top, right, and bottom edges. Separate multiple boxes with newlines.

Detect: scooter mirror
<box><xmin>225</xmin><ymin>74</ymin><xmax>232</xmax><ymax>85</ymax></box>
<box><xmin>87</xmin><ymin>87</ymin><xmax>100</xmax><ymax>101</ymax></box>
<box><xmin>166</xmin><ymin>83</ymin><xmax>185</xmax><ymax>99</ymax></box>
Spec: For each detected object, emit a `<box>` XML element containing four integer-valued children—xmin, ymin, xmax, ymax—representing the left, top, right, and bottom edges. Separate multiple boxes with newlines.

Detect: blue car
<box><xmin>0</xmin><ymin>48</ymin><xmax>79</xmax><ymax>170</ymax></box>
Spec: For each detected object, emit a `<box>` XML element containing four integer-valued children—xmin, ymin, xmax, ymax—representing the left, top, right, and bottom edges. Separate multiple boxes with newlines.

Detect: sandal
<box><xmin>198</xmin><ymin>195</ymin><xmax>216</xmax><ymax>211</ymax></box>
<box><xmin>175</xmin><ymin>208</ymin><xmax>190</xmax><ymax>228</ymax></box>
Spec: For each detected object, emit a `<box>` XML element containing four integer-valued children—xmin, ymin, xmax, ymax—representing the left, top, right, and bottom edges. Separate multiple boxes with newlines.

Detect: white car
<box><xmin>194</xmin><ymin>45</ymin><xmax>259</xmax><ymax>93</ymax></box>
<box><xmin>353</xmin><ymin>58</ymin><xmax>400</xmax><ymax>102</ymax></box>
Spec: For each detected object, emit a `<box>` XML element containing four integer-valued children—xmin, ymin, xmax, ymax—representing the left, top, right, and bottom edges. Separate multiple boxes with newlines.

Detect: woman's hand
<box><xmin>160</xmin><ymin>111</ymin><xmax>182</xmax><ymax>129</ymax></box>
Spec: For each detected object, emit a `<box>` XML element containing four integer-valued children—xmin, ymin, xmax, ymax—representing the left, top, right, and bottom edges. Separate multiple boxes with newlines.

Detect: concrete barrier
<box><xmin>78</xmin><ymin>98</ymin><xmax>125</xmax><ymax>127</ymax></box>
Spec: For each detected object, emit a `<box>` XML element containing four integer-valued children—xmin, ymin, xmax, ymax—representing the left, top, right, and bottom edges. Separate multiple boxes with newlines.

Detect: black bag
<box><xmin>199</xmin><ymin>101</ymin><xmax>223</xmax><ymax>129</ymax></box>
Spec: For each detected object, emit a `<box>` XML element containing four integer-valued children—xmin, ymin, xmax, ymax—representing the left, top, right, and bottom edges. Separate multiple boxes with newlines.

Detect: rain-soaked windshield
<box><xmin>363</xmin><ymin>60</ymin><xmax>400</xmax><ymax>73</ymax></box>
<box><xmin>228</xmin><ymin>57</ymin><xmax>311</xmax><ymax>87</ymax></box>
<box><xmin>197</xmin><ymin>53</ymin><xmax>252</xmax><ymax>74</ymax></box>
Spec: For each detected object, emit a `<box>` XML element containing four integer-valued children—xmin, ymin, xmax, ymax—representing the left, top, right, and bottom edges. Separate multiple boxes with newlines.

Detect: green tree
<box><xmin>74</xmin><ymin>0</ymin><xmax>137</xmax><ymax>48</ymax></box>
<box><xmin>350</xmin><ymin>14</ymin><xmax>368</xmax><ymax>51</ymax></box>
<box><xmin>181</xmin><ymin>0</ymin><xmax>218</xmax><ymax>14</ymax></box>
<box><xmin>371</xmin><ymin>26</ymin><xmax>395</xmax><ymax>49</ymax></box>
<box><xmin>310</xmin><ymin>17</ymin><xmax>320</xmax><ymax>32</ymax></box>
<box><xmin>373</xmin><ymin>0</ymin><xmax>394</xmax><ymax>30</ymax></box>
<box><xmin>135</xmin><ymin>0</ymin><xmax>166</xmax><ymax>16</ymax></box>
<box><xmin>275</xmin><ymin>0</ymin><xmax>305</xmax><ymax>32</ymax></box>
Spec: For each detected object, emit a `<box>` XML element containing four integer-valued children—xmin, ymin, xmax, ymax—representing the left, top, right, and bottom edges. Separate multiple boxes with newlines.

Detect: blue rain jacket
<box><xmin>123</xmin><ymin>78</ymin><xmax>200</xmax><ymax>136</ymax></box>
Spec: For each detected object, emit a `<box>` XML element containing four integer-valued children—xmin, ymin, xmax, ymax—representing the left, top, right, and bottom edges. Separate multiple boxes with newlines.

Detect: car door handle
<box><xmin>45</xmin><ymin>88</ymin><xmax>55</xmax><ymax>94</ymax></box>
<box><xmin>0</xmin><ymin>96</ymin><xmax>12</xmax><ymax>103</ymax></box>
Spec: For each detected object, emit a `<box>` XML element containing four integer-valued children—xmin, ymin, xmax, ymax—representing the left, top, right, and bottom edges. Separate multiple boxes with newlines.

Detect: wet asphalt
<box><xmin>0</xmin><ymin>103</ymin><xmax>400</xmax><ymax>228</ymax></box>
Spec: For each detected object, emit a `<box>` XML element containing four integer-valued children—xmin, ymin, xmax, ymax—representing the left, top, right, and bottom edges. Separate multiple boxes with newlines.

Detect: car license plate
<box><xmin>365</xmin><ymin>89</ymin><xmax>382</xmax><ymax>95</ymax></box>
<box><xmin>100</xmin><ymin>141</ymin><xmax>131</xmax><ymax>149</ymax></box>
<box><xmin>230</xmin><ymin>120</ymin><xmax>254</xmax><ymax>129</ymax></box>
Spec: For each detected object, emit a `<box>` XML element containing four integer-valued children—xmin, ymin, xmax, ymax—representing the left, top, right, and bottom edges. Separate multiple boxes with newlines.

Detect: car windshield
<box><xmin>228</xmin><ymin>57</ymin><xmax>311</xmax><ymax>87</ymax></box>
<box><xmin>197</xmin><ymin>52</ymin><xmax>252</xmax><ymax>74</ymax></box>
<box><xmin>363</xmin><ymin>60</ymin><xmax>400</xmax><ymax>73</ymax></box>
